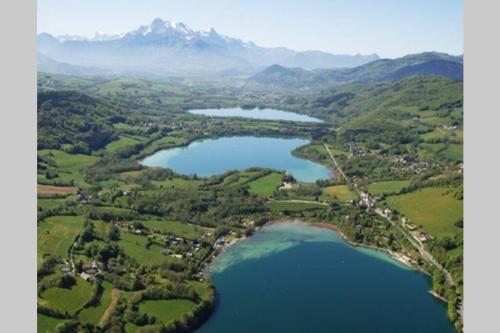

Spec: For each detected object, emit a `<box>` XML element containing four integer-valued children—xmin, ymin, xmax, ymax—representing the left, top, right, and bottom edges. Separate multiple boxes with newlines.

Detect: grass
<box><xmin>151</xmin><ymin>178</ymin><xmax>202</xmax><ymax>190</ymax></box>
<box><xmin>248</xmin><ymin>172</ymin><xmax>282</xmax><ymax>196</ymax></box>
<box><xmin>38</xmin><ymin>149</ymin><xmax>98</xmax><ymax>170</ymax></box>
<box><xmin>138</xmin><ymin>299</ymin><xmax>197</xmax><ymax>324</ymax></box>
<box><xmin>38</xmin><ymin>215</ymin><xmax>84</xmax><ymax>265</ymax></box>
<box><xmin>79</xmin><ymin>281</ymin><xmax>113</xmax><ymax>324</ymax></box>
<box><xmin>187</xmin><ymin>281</ymin><xmax>213</xmax><ymax>300</ymax></box>
<box><xmin>38</xmin><ymin>149</ymin><xmax>99</xmax><ymax>187</ymax></box>
<box><xmin>323</xmin><ymin>185</ymin><xmax>357</xmax><ymax>201</ymax></box>
<box><xmin>441</xmin><ymin>144</ymin><xmax>463</xmax><ymax>162</ymax></box>
<box><xmin>105</xmin><ymin>135</ymin><xmax>144</xmax><ymax>152</ymax></box>
<box><xmin>142</xmin><ymin>135</ymin><xmax>187</xmax><ymax>155</ymax></box>
<box><xmin>267</xmin><ymin>201</ymin><xmax>326</xmax><ymax>212</ymax></box>
<box><xmin>40</xmin><ymin>278</ymin><xmax>93</xmax><ymax>315</ymax></box>
<box><xmin>125</xmin><ymin>322</ymin><xmax>139</xmax><ymax>333</ymax></box>
<box><xmin>37</xmin><ymin>314</ymin><xmax>67</xmax><ymax>333</ymax></box>
<box><xmin>384</xmin><ymin>187</ymin><xmax>463</xmax><ymax>239</ymax></box>
<box><xmin>366</xmin><ymin>180</ymin><xmax>411</xmax><ymax>196</ymax></box>
<box><xmin>142</xmin><ymin>219</ymin><xmax>205</xmax><ymax>240</ymax></box>
<box><xmin>118</xmin><ymin>232</ymin><xmax>177</xmax><ymax>266</ymax></box>
<box><xmin>38</xmin><ymin>196</ymin><xmax>74</xmax><ymax>210</ymax></box>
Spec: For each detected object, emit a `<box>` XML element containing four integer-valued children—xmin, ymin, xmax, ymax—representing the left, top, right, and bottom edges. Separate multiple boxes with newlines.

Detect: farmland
<box><xmin>39</xmin><ymin>278</ymin><xmax>93</xmax><ymax>315</ymax></box>
<box><xmin>37</xmin><ymin>215</ymin><xmax>83</xmax><ymax>264</ymax></box>
<box><xmin>384</xmin><ymin>187</ymin><xmax>463</xmax><ymax>239</ymax></box>
<box><xmin>248</xmin><ymin>172</ymin><xmax>283</xmax><ymax>196</ymax></box>
<box><xmin>366</xmin><ymin>180</ymin><xmax>411</xmax><ymax>196</ymax></box>
<box><xmin>323</xmin><ymin>185</ymin><xmax>357</xmax><ymax>201</ymax></box>
<box><xmin>138</xmin><ymin>299</ymin><xmax>197</xmax><ymax>324</ymax></box>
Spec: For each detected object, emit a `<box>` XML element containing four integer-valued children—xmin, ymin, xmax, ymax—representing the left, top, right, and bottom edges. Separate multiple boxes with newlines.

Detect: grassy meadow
<box><xmin>384</xmin><ymin>187</ymin><xmax>463</xmax><ymax>239</ymax></box>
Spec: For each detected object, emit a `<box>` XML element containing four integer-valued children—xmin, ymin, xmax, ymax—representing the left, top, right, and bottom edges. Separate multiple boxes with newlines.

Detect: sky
<box><xmin>37</xmin><ymin>0</ymin><xmax>463</xmax><ymax>58</ymax></box>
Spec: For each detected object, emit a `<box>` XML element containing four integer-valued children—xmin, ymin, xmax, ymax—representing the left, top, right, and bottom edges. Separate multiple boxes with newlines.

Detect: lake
<box><xmin>188</xmin><ymin>107</ymin><xmax>323</xmax><ymax>123</ymax></box>
<box><xmin>197</xmin><ymin>222</ymin><xmax>454</xmax><ymax>333</ymax></box>
<box><xmin>141</xmin><ymin>136</ymin><xmax>332</xmax><ymax>183</ymax></box>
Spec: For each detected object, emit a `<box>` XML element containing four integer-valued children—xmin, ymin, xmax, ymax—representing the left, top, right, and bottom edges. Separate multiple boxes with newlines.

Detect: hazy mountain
<box><xmin>250</xmin><ymin>52</ymin><xmax>463</xmax><ymax>89</ymax></box>
<box><xmin>37</xmin><ymin>53</ymin><xmax>110</xmax><ymax>76</ymax></box>
<box><xmin>37</xmin><ymin>18</ymin><xmax>379</xmax><ymax>76</ymax></box>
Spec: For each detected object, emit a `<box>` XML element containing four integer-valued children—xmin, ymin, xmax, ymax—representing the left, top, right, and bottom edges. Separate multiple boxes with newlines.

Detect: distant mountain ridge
<box><xmin>37</xmin><ymin>18</ymin><xmax>379</xmax><ymax>76</ymax></box>
<box><xmin>250</xmin><ymin>52</ymin><xmax>463</xmax><ymax>89</ymax></box>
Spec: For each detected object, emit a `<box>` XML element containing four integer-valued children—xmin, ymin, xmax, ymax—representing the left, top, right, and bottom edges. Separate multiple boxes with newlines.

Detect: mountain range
<box><xmin>37</xmin><ymin>18</ymin><xmax>379</xmax><ymax>76</ymax></box>
<box><xmin>249</xmin><ymin>52</ymin><xmax>463</xmax><ymax>89</ymax></box>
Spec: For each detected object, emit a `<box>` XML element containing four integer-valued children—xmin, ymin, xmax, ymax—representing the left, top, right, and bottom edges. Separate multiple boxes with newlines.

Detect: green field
<box><xmin>40</xmin><ymin>278</ymin><xmax>93</xmax><ymax>315</ymax></box>
<box><xmin>384</xmin><ymin>187</ymin><xmax>463</xmax><ymax>239</ymax></box>
<box><xmin>38</xmin><ymin>149</ymin><xmax>99</xmax><ymax>187</ymax></box>
<box><xmin>141</xmin><ymin>135</ymin><xmax>187</xmax><ymax>155</ymax></box>
<box><xmin>38</xmin><ymin>215</ymin><xmax>84</xmax><ymax>265</ymax></box>
<box><xmin>142</xmin><ymin>219</ymin><xmax>206</xmax><ymax>239</ymax></box>
<box><xmin>323</xmin><ymin>185</ymin><xmax>357</xmax><ymax>201</ymax></box>
<box><xmin>248</xmin><ymin>172</ymin><xmax>282</xmax><ymax>196</ymax></box>
<box><xmin>139</xmin><ymin>299</ymin><xmax>196</xmax><ymax>324</ymax></box>
<box><xmin>188</xmin><ymin>280</ymin><xmax>213</xmax><ymax>300</ymax></box>
<box><xmin>37</xmin><ymin>314</ymin><xmax>67</xmax><ymax>333</ymax></box>
<box><xmin>267</xmin><ymin>201</ymin><xmax>326</xmax><ymax>212</ymax></box>
<box><xmin>367</xmin><ymin>180</ymin><xmax>411</xmax><ymax>196</ymax></box>
<box><xmin>118</xmin><ymin>232</ymin><xmax>174</xmax><ymax>266</ymax></box>
<box><xmin>151</xmin><ymin>177</ymin><xmax>202</xmax><ymax>190</ymax></box>
<box><xmin>441</xmin><ymin>144</ymin><xmax>463</xmax><ymax>162</ymax></box>
<box><xmin>38</xmin><ymin>196</ymin><xmax>74</xmax><ymax>210</ymax></box>
<box><xmin>78</xmin><ymin>281</ymin><xmax>113</xmax><ymax>324</ymax></box>
<box><xmin>105</xmin><ymin>135</ymin><xmax>144</xmax><ymax>152</ymax></box>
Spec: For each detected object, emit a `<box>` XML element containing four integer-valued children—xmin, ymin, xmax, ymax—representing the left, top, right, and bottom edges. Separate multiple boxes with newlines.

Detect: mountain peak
<box><xmin>139</xmin><ymin>18</ymin><xmax>194</xmax><ymax>36</ymax></box>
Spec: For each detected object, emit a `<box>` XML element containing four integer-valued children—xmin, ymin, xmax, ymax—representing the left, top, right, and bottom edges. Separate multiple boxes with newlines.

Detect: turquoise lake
<box><xmin>141</xmin><ymin>136</ymin><xmax>332</xmax><ymax>183</ymax></box>
<box><xmin>197</xmin><ymin>222</ymin><xmax>454</xmax><ymax>333</ymax></box>
<box><xmin>188</xmin><ymin>107</ymin><xmax>323</xmax><ymax>123</ymax></box>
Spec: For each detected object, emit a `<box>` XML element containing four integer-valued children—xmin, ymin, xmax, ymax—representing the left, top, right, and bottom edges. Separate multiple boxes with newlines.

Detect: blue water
<box><xmin>188</xmin><ymin>107</ymin><xmax>323</xmax><ymax>123</ymax></box>
<box><xmin>198</xmin><ymin>222</ymin><xmax>454</xmax><ymax>333</ymax></box>
<box><xmin>141</xmin><ymin>136</ymin><xmax>332</xmax><ymax>183</ymax></box>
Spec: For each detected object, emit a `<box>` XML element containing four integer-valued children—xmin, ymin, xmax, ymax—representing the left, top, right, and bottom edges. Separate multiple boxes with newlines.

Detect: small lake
<box><xmin>141</xmin><ymin>136</ymin><xmax>331</xmax><ymax>183</ymax></box>
<box><xmin>197</xmin><ymin>222</ymin><xmax>455</xmax><ymax>333</ymax></box>
<box><xmin>188</xmin><ymin>107</ymin><xmax>323</xmax><ymax>123</ymax></box>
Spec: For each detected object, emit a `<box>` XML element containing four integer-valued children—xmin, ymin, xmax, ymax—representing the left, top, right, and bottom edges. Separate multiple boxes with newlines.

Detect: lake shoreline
<box><xmin>201</xmin><ymin>219</ymin><xmax>449</xmax><ymax>304</ymax></box>
<box><xmin>198</xmin><ymin>219</ymin><xmax>454</xmax><ymax>333</ymax></box>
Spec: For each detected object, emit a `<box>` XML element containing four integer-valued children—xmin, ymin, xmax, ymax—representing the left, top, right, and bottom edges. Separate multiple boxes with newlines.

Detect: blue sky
<box><xmin>37</xmin><ymin>0</ymin><xmax>463</xmax><ymax>58</ymax></box>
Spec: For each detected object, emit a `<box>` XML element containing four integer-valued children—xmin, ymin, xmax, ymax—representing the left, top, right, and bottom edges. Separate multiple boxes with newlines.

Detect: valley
<box><xmin>37</xmin><ymin>50</ymin><xmax>463</xmax><ymax>333</ymax></box>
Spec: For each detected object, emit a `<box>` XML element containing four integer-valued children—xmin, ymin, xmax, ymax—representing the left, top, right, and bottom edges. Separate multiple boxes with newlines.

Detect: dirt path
<box><xmin>98</xmin><ymin>289</ymin><xmax>121</xmax><ymax>326</ymax></box>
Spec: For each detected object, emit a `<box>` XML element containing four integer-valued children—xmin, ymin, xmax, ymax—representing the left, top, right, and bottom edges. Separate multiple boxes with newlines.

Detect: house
<box><xmin>416</xmin><ymin>231</ymin><xmax>433</xmax><ymax>242</ymax></box>
<box><xmin>61</xmin><ymin>267</ymin><xmax>71</xmax><ymax>274</ymax></box>
<box><xmin>80</xmin><ymin>272</ymin><xmax>94</xmax><ymax>282</ymax></box>
<box><xmin>405</xmin><ymin>223</ymin><xmax>418</xmax><ymax>231</ymax></box>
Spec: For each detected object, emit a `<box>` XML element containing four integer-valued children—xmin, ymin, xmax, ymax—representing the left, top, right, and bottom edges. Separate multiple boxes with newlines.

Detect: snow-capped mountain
<box><xmin>38</xmin><ymin>18</ymin><xmax>379</xmax><ymax>76</ymax></box>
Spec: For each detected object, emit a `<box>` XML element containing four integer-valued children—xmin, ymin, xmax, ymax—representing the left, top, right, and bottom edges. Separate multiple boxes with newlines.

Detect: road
<box><xmin>374</xmin><ymin>208</ymin><xmax>455</xmax><ymax>286</ymax></box>
<box><xmin>323</xmin><ymin>144</ymin><xmax>349</xmax><ymax>184</ymax></box>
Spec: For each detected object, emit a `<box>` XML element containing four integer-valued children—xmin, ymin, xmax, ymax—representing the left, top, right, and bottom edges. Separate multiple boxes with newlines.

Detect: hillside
<box><xmin>37</xmin><ymin>91</ymin><xmax>120</xmax><ymax>151</ymax></box>
<box><xmin>249</xmin><ymin>52</ymin><xmax>463</xmax><ymax>89</ymax></box>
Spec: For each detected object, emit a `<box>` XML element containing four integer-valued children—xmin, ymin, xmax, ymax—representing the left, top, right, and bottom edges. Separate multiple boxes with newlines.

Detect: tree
<box><xmin>107</xmin><ymin>225</ymin><xmax>120</xmax><ymax>241</ymax></box>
